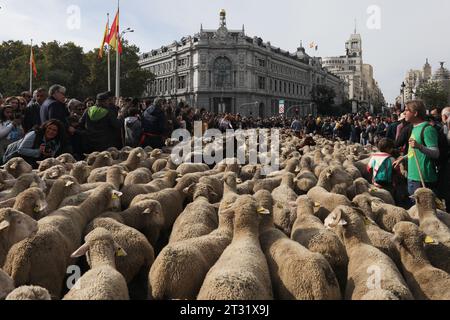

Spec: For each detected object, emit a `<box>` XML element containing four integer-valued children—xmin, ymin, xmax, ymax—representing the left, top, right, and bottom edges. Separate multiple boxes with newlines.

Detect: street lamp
<box><xmin>400</xmin><ymin>81</ymin><xmax>406</xmax><ymax>111</ymax></box>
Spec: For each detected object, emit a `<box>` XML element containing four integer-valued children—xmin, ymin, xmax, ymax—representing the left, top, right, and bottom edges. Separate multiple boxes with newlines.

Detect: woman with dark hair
<box><xmin>3</xmin><ymin>119</ymin><xmax>67</xmax><ymax>168</ymax></box>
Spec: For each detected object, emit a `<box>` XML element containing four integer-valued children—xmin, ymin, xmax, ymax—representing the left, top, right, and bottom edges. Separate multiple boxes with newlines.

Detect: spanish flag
<box><xmin>30</xmin><ymin>46</ymin><xmax>37</xmax><ymax>78</ymax></box>
<box><xmin>107</xmin><ymin>10</ymin><xmax>122</xmax><ymax>54</ymax></box>
<box><xmin>98</xmin><ymin>20</ymin><xmax>109</xmax><ymax>59</ymax></box>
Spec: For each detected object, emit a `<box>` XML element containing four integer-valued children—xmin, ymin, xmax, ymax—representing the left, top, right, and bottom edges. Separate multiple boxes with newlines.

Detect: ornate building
<box><xmin>138</xmin><ymin>10</ymin><xmax>346</xmax><ymax>117</ymax></box>
<box><xmin>322</xmin><ymin>30</ymin><xmax>385</xmax><ymax>113</ymax></box>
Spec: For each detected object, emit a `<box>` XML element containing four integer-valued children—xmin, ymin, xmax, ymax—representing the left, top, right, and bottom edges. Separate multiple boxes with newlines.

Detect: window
<box><xmin>258</xmin><ymin>59</ymin><xmax>266</xmax><ymax>67</ymax></box>
<box><xmin>214</xmin><ymin>57</ymin><xmax>232</xmax><ymax>88</ymax></box>
<box><xmin>258</xmin><ymin>76</ymin><xmax>266</xmax><ymax>90</ymax></box>
<box><xmin>178</xmin><ymin>76</ymin><xmax>186</xmax><ymax>89</ymax></box>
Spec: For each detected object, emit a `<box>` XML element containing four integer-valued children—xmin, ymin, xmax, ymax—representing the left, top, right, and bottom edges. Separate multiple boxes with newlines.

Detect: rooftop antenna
<box><xmin>354</xmin><ymin>18</ymin><xmax>357</xmax><ymax>34</ymax></box>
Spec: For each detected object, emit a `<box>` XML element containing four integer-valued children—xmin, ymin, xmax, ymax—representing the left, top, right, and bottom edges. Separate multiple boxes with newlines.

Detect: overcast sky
<box><xmin>1</xmin><ymin>0</ymin><xmax>449</xmax><ymax>103</ymax></box>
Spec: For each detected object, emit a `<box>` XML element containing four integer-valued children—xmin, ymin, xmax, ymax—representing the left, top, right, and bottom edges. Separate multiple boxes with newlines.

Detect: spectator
<box><xmin>40</xmin><ymin>85</ymin><xmax>75</xmax><ymax>135</ymax></box>
<box><xmin>21</xmin><ymin>91</ymin><xmax>32</xmax><ymax>104</ymax></box>
<box><xmin>23</xmin><ymin>88</ymin><xmax>47</xmax><ymax>133</ymax></box>
<box><xmin>0</xmin><ymin>105</ymin><xmax>23</xmax><ymax>158</ymax></box>
<box><xmin>367</xmin><ymin>138</ymin><xmax>398</xmax><ymax>195</ymax></box>
<box><xmin>5</xmin><ymin>97</ymin><xmax>19</xmax><ymax>112</ymax></box>
<box><xmin>140</xmin><ymin>97</ymin><xmax>167</xmax><ymax>149</ymax></box>
<box><xmin>79</xmin><ymin>91</ymin><xmax>123</xmax><ymax>153</ymax></box>
<box><xmin>67</xmin><ymin>99</ymin><xmax>85</xmax><ymax>117</ymax></box>
<box><xmin>440</xmin><ymin>107</ymin><xmax>450</xmax><ymax>211</ymax></box>
<box><xmin>386</xmin><ymin>114</ymin><xmax>400</xmax><ymax>141</ymax></box>
<box><xmin>124</xmin><ymin>108</ymin><xmax>142</xmax><ymax>147</ymax></box>
<box><xmin>3</xmin><ymin>119</ymin><xmax>67</xmax><ymax>168</ymax></box>
<box><xmin>393</xmin><ymin>100</ymin><xmax>440</xmax><ymax>202</ymax></box>
<box><xmin>84</xmin><ymin>97</ymin><xmax>95</xmax><ymax>109</ymax></box>
<box><xmin>291</xmin><ymin>118</ymin><xmax>302</xmax><ymax>137</ymax></box>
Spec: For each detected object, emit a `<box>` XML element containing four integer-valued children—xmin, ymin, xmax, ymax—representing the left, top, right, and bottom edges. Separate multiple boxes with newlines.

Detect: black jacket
<box><xmin>142</xmin><ymin>105</ymin><xmax>166</xmax><ymax>135</ymax></box>
<box><xmin>79</xmin><ymin>105</ymin><xmax>122</xmax><ymax>153</ymax></box>
<box><xmin>23</xmin><ymin>100</ymin><xmax>42</xmax><ymax>133</ymax></box>
<box><xmin>40</xmin><ymin>97</ymin><xmax>70</xmax><ymax>128</ymax></box>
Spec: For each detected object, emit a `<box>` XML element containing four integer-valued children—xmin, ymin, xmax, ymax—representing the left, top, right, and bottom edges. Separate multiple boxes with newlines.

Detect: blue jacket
<box><xmin>40</xmin><ymin>97</ymin><xmax>70</xmax><ymax>128</ymax></box>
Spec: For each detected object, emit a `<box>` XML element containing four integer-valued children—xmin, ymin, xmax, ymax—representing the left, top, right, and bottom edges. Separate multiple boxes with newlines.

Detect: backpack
<box><xmin>421</xmin><ymin>124</ymin><xmax>449</xmax><ymax>172</ymax></box>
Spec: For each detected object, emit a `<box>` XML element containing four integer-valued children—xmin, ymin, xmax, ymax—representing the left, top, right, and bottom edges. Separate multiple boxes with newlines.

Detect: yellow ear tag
<box><xmin>314</xmin><ymin>202</ymin><xmax>321</xmax><ymax>208</ymax></box>
<box><xmin>257</xmin><ymin>207</ymin><xmax>270</xmax><ymax>215</ymax></box>
<box><xmin>424</xmin><ymin>236</ymin><xmax>437</xmax><ymax>245</ymax></box>
<box><xmin>116</xmin><ymin>248</ymin><xmax>127</xmax><ymax>257</ymax></box>
<box><xmin>112</xmin><ymin>194</ymin><xmax>119</xmax><ymax>200</ymax></box>
<box><xmin>363</xmin><ymin>217</ymin><xmax>372</xmax><ymax>226</ymax></box>
<box><xmin>34</xmin><ymin>206</ymin><xmax>40</xmax><ymax>213</ymax></box>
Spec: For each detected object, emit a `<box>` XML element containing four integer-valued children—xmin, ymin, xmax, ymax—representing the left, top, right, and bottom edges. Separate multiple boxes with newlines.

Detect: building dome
<box><xmin>433</xmin><ymin>62</ymin><xmax>450</xmax><ymax>81</ymax></box>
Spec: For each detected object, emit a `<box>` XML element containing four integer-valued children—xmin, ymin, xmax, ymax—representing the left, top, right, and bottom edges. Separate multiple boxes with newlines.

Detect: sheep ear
<box><xmin>143</xmin><ymin>208</ymin><xmax>152</xmax><ymax>214</ymax></box>
<box><xmin>71</xmin><ymin>242</ymin><xmax>90</xmax><ymax>258</ymax></box>
<box><xmin>65</xmin><ymin>181</ymin><xmax>74</xmax><ymax>187</ymax></box>
<box><xmin>338</xmin><ymin>219</ymin><xmax>348</xmax><ymax>226</ymax></box>
<box><xmin>0</xmin><ymin>220</ymin><xmax>10</xmax><ymax>231</ymax></box>
<box><xmin>435</xmin><ymin>198</ymin><xmax>446</xmax><ymax>211</ymax></box>
<box><xmin>10</xmin><ymin>163</ymin><xmax>17</xmax><ymax>170</ymax></box>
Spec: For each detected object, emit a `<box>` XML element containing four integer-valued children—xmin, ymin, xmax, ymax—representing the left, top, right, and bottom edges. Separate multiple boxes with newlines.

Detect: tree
<box><xmin>0</xmin><ymin>40</ymin><xmax>153</xmax><ymax>99</ymax></box>
<box><xmin>311</xmin><ymin>84</ymin><xmax>336</xmax><ymax>115</ymax></box>
<box><xmin>416</xmin><ymin>81</ymin><xmax>449</xmax><ymax>109</ymax></box>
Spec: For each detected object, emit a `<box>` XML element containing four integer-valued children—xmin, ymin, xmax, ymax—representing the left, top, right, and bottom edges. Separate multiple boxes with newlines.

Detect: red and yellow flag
<box><xmin>98</xmin><ymin>20</ymin><xmax>109</xmax><ymax>59</ymax></box>
<box><xmin>30</xmin><ymin>46</ymin><xmax>37</xmax><ymax>78</ymax></box>
<box><xmin>107</xmin><ymin>10</ymin><xmax>122</xmax><ymax>54</ymax></box>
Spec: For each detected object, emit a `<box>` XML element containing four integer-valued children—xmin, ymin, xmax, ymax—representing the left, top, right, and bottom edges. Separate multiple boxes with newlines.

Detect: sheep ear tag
<box><xmin>363</xmin><ymin>217</ymin><xmax>372</xmax><ymax>227</ymax></box>
<box><xmin>116</xmin><ymin>247</ymin><xmax>127</xmax><ymax>257</ymax></box>
<box><xmin>424</xmin><ymin>236</ymin><xmax>439</xmax><ymax>245</ymax></box>
<box><xmin>112</xmin><ymin>191</ymin><xmax>123</xmax><ymax>200</ymax></box>
<box><xmin>34</xmin><ymin>206</ymin><xmax>41</xmax><ymax>213</ymax></box>
<box><xmin>257</xmin><ymin>207</ymin><xmax>270</xmax><ymax>215</ymax></box>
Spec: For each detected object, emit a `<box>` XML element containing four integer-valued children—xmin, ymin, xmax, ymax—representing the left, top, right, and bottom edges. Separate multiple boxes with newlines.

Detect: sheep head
<box><xmin>0</xmin><ymin>208</ymin><xmax>38</xmax><ymax>244</ymax></box>
<box><xmin>392</xmin><ymin>221</ymin><xmax>439</xmax><ymax>254</ymax></box>
<box><xmin>71</xmin><ymin>227</ymin><xmax>127</xmax><ymax>260</ymax></box>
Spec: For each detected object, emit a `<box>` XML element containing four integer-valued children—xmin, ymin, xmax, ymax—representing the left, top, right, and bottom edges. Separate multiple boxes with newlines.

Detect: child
<box><xmin>367</xmin><ymin>138</ymin><xmax>399</xmax><ymax>194</ymax></box>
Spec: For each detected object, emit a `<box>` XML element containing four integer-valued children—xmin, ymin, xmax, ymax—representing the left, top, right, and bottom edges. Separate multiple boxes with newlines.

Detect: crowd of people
<box><xmin>1</xmin><ymin>86</ymin><xmax>449</xmax><ymax>210</ymax></box>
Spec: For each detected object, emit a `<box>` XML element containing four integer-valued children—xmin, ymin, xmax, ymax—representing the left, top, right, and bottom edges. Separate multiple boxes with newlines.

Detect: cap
<box><xmin>96</xmin><ymin>91</ymin><xmax>113</xmax><ymax>101</ymax></box>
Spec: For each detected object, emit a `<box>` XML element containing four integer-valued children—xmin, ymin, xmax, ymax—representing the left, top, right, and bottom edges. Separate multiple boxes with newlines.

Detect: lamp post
<box><xmin>401</xmin><ymin>81</ymin><xmax>406</xmax><ymax>111</ymax></box>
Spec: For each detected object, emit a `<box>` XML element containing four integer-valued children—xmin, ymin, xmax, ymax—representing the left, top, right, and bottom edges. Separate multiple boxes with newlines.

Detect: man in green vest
<box><xmin>393</xmin><ymin>100</ymin><xmax>439</xmax><ymax>205</ymax></box>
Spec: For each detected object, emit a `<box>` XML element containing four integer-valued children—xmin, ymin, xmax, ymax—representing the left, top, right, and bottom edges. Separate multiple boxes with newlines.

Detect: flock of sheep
<box><xmin>0</xmin><ymin>128</ymin><xmax>449</xmax><ymax>300</ymax></box>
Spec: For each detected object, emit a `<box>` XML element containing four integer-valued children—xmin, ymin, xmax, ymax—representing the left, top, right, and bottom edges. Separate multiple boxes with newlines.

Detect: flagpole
<box><xmin>107</xmin><ymin>13</ymin><xmax>111</xmax><ymax>92</ymax></box>
<box><xmin>29</xmin><ymin>39</ymin><xmax>33</xmax><ymax>93</ymax></box>
<box><xmin>115</xmin><ymin>0</ymin><xmax>120</xmax><ymax>100</ymax></box>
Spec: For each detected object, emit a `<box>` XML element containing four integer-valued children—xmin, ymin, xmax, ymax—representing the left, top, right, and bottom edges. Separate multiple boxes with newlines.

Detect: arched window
<box><xmin>214</xmin><ymin>57</ymin><xmax>232</xmax><ymax>88</ymax></box>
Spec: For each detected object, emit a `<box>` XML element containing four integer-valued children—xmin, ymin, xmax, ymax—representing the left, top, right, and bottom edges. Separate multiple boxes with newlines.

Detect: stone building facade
<box><xmin>138</xmin><ymin>11</ymin><xmax>346</xmax><ymax>117</ymax></box>
<box><xmin>322</xmin><ymin>31</ymin><xmax>385</xmax><ymax>113</ymax></box>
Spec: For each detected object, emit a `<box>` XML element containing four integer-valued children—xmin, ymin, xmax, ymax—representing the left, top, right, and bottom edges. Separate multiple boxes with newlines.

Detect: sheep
<box><xmin>56</xmin><ymin>153</ymin><xmax>77</xmax><ymax>165</ymax></box>
<box><xmin>348</xmin><ymin>178</ymin><xmax>395</xmax><ymax>205</ymax></box>
<box><xmin>102</xmin><ymin>200</ymin><xmax>164</xmax><ymax>249</ymax></box>
<box><xmin>69</xmin><ymin>161</ymin><xmax>91</xmax><ymax>184</ymax></box>
<box><xmin>392</xmin><ymin>222</ymin><xmax>450</xmax><ymax>300</ymax></box>
<box><xmin>123</xmin><ymin>168</ymin><xmax>153</xmax><ymax>186</ymax></box>
<box><xmin>351</xmin><ymin>194</ymin><xmax>401</xmax><ymax>268</ymax></box>
<box><xmin>151</xmin><ymin>159</ymin><xmax>167</xmax><ymax>174</ymax></box>
<box><xmin>37</xmin><ymin>158</ymin><xmax>63</xmax><ymax>172</ymax></box>
<box><xmin>120</xmin><ymin>170</ymin><xmax>178</xmax><ymax>209</ymax></box>
<box><xmin>370</xmin><ymin>199</ymin><xmax>413</xmax><ymax>233</ymax></box>
<box><xmin>197</xmin><ymin>195</ymin><xmax>273</xmax><ymax>300</ymax></box>
<box><xmin>0</xmin><ymin>173</ymin><xmax>45</xmax><ymax>201</ymax></box>
<box><xmin>360</xmin><ymin>289</ymin><xmax>400</xmax><ymax>300</ymax></box>
<box><xmin>3</xmin><ymin>158</ymin><xmax>33</xmax><ymax>178</ymax></box>
<box><xmin>253</xmin><ymin>176</ymin><xmax>282</xmax><ymax>193</ymax></box>
<box><xmin>237</xmin><ymin>179</ymin><xmax>255</xmax><ymax>195</ymax></box>
<box><xmin>408</xmin><ymin>205</ymin><xmax>450</xmax><ymax>228</ymax></box>
<box><xmin>12</xmin><ymin>187</ymin><xmax>48</xmax><ymax>220</ymax></box>
<box><xmin>258</xmin><ymin>191</ymin><xmax>342</xmax><ymax>300</ymax></box>
<box><xmin>149</xmin><ymin>190</ymin><xmax>235</xmax><ymax>300</ymax></box>
<box><xmin>169</xmin><ymin>183</ymin><xmax>218</xmax><ymax>244</ymax></box>
<box><xmin>290</xmin><ymin>195</ymin><xmax>348</xmax><ymax>293</ymax></box>
<box><xmin>198</xmin><ymin>175</ymin><xmax>223</xmax><ymax>203</ymax></box>
<box><xmin>271</xmin><ymin>173</ymin><xmax>298</xmax><ymax>236</ymax></box>
<box><xmin>45</xmin><ymin>176</ymin><xmax>81</xmax><ymax>213</ymax></box>
<box><xmin>307</xmin><ymin>186</ymin><xmax>352</xmax><ymax>222</ymax></box>
<box><xmin>176</xmin><ymin>163</ymin><xmax>210</xmax><ymax>176</ymax></box>
<box><xmin>317</xmin><ymin>166</ymin><xmax>353</xmax><ymax>196</ymax></box>
<box><xmin>412</xmin><ymin>188</ymin><xmax>450</xmax><ymax>274</ymax></box>
<box><xmin>38</xmin><ymin>164</ymin><xmax>67</xmax><ymax>180</ymax></box>
<box><xmin>240</xmin><ymin>165</ymin><xmax>259</xmax><ymax>182</ymax></box>
<box><xmin>84</xmin><ymin>218</ymin><xmax>154</xmax><ymax>300</ymax></box>
<box><xmin>324</xmin><ymin>206</ymin><xmax>413</xmax><ymax>300</ymax></box>
<box><xmin>5</xmin><ymin>285</ymin><xmax>51</xmax><ymax>300</ymax></box>
<box><xmin>3</xmin><ymin>184</ymin><xmax>121</xmax><ymax>298</ymax></box>
<box><xmin>266</xmin><ymin>158</ymin><xmax>300</xmax><ymax>178</ymax></box>
<box><xmin>0</xmin><ymin>208</ymin><xmax>38</xmax><ymax>267</ymax></box>
<box><xmin>295</xmin><ymin>167</ymin><xmax>318</xmax><ymax>194</ymax></box>
<box><xmin>63</xmin><ymin>228</ymin><xmax>129</xmax><ymax>300</ymax></box>
<box><xmin>1</xmin><ymin>269</ymin><xmax>15</xmax><ymax>299</ymax></box>
<box><xmin>87</xmin><ymin>167</ymin><xmax>109</xmax><ymax>183</ymax></box>
<box><xmin>120</xmin><ymin>147</ymin><xmax>146</xmax><ymax>171</ymax></box>
<box><xmin>106</xmin><ymin>165</ymin><xmax>128</xmax><ymax>190</ymax></box>
<box><xmin>85</xmin><ymin>151</ymin><xmax>100</xmax><ymax>166</ymax></box>
<box><xmin>91</xmin><ymin>151</ymin><xmax>113</xmax><ymax>169</ymax></box>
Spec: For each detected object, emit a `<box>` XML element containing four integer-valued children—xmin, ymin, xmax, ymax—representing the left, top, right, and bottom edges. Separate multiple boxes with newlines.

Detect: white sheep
<box><xmin>197</xmin><ymin>195</ymin><xmax>273</xmax><ymax>300</ymax></box>
<box><xmin>5</xmin><ymin>285</ymin><xmax>51</xmax><ymax>300</ymax></box>
<box><xmin>63</xmin><ymin>228</ymin><xmax>129</xmax><ymax>300</ymax></box>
